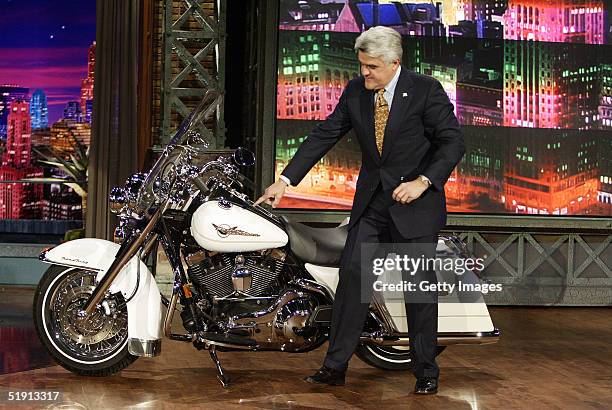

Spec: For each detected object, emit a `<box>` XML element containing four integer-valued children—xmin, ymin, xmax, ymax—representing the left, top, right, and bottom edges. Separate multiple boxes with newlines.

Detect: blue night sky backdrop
<box><xmin>0</xmin><ymin>0</ymin><xmax>96</xmax><ymax>123</ymax></box>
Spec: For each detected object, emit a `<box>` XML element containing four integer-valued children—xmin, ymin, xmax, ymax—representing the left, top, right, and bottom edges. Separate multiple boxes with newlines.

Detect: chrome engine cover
<box><xmin>186</xmin><ymin>252</ymin><xmax>283</xmax><ymax>298</ymax></box>
<box><xmin>226</xmin><ymin>290</ymin><xmax>321</xmax><ymax>352</ymax></box>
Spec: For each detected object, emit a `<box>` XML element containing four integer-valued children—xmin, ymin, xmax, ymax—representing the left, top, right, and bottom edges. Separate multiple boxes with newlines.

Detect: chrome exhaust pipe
<box><xmin>164</xmin><ymin>291</ymin><xmax>193</xmax><ymax>342</ymax></box>
<box><xmin>360</xmin><ymin>329</ymin><xmax>501</xmax><ymax>346</ymax></box>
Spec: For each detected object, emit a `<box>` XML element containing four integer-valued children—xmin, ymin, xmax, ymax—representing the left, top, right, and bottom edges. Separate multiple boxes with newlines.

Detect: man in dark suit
<box><xmin>256</xmin><ymin>26</ymin><xmax>465</xmax><ymax>394</ymax></box>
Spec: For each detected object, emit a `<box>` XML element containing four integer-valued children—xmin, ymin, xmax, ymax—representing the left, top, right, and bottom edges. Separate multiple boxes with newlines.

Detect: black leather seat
<box><xmin>280</xmin><ymin>216</ymin><xmax>348</xmax><ymax>267</ymax></box>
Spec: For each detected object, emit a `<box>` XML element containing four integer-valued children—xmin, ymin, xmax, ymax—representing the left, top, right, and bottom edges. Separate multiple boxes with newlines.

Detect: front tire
<box><xmin>355</xmin><ymin>344</ymin><xmax>446</xmax><ymax>371</ymax></box>
<box><xmin>33</xmin><ymin>265</ymin><xmax>138</xmax><ymax>376</ymax></box>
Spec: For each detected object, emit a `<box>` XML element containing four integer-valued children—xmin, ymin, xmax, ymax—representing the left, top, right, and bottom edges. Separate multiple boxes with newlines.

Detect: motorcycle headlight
<box><xmin>109</xmin><ymin>187</ymin><xmax>127</xmax><ymax>214</ymax></box>
<box><xmin>125</xmin><ymin>172</ymin><xmax>146</xmax><ymax>207</ymax></box>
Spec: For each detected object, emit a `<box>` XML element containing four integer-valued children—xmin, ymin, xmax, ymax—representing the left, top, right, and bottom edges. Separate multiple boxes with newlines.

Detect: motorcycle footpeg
<box><xmin>198</xmin><ymin>331</ymin><xmax>257</xmax><ymax>347</ymax></box>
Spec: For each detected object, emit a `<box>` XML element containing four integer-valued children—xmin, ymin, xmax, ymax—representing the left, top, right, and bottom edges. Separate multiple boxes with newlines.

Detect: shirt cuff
<box><xmin>279</xmin><ymin>175</ymin><xmax>291</xmax><ymax>186</ymax></box>
<box><xmin>419</xmin><ymin>174</ymin><xmax>432</xmax><ymax>187</ymax></box>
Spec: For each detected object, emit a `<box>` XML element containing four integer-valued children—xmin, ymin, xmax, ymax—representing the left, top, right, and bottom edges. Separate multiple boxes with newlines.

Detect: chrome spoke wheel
<box><xmin>44</xmin><ymin>269</ymin><xmax>128</xmax><ymax>361</ymax></box>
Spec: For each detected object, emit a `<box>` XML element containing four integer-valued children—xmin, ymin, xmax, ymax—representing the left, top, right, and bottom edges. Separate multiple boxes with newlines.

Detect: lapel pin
<box><xmin>402</xmin><ymin>92</ymin><xmax>408</xmax><ymax>97</ymax></box>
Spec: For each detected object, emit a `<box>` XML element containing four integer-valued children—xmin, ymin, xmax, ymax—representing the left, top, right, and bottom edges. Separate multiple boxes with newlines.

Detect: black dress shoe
<box><xmin>304</xmin><ymin>365</ymin><xmax>346</xmax><ymax>386</ymax></box>
<box><xmin>414</xmin><ymin>377</ymin><xmax>438</xmax><ymax>395</ymax></box>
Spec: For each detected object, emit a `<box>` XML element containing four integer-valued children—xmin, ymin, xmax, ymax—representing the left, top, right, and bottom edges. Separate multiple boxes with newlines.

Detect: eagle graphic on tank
<box><xmin>212</xmin><ymin>223</ymin><xmax>261</xmax><ymax>238</ymax></box>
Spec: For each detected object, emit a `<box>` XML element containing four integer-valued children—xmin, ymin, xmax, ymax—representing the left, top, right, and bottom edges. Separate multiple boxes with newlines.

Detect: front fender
<box><xmin>41</xmin><ymin>238</ymin><xmax>163</xmax><ymax>354</ymax></box>
<box><xmin>41</xmin><ymin>237</ymin><xmax>121</xmax><ymax>272</ymax></box>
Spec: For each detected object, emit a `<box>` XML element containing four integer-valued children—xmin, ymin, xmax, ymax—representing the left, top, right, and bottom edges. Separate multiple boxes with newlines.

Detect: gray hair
<box><xmin>354</xmin><ymin>26</ymin><xmax>403</xmax><ymax>65</ymax></box>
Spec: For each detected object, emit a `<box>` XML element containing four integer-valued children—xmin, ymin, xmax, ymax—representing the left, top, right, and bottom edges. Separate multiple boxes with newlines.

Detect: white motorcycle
<box><xmin>33</xmin><ymin>90</ymin><xmax>499</xmax><ymax>387</ymax></box>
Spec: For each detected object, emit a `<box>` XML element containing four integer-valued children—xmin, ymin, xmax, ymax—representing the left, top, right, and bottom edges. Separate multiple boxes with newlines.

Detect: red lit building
<box><xmin>504</xmin><ymin>130</ymin><xmax>600</xmax><ymax>215</ymax></box>
<box><xmin>0</xmin><ymin>100</ymin><xmax>43</xmax><ymax>219</ymax></box>
<box><xmin>80</xmin><ymin>41</ymin><xmax>96</xmax><ymax>123</ymax></box>
<box><xmin>503</xmin><ymin>0</ymin><xmax>605</xmax><ymax>44</ymax></box>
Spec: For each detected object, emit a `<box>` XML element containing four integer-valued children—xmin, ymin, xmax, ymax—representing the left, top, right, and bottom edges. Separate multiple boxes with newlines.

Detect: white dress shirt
<box><xmin>376</xmin><ymin>65</ymin><xmax>401</xmax><ymax>110</ymax></box>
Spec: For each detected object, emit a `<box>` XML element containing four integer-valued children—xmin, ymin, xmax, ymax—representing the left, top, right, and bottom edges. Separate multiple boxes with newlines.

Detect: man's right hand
<box><xmin>254</xmin><ymin>179</ymin><xmax>288</xmax><ymax>208</ymax></box>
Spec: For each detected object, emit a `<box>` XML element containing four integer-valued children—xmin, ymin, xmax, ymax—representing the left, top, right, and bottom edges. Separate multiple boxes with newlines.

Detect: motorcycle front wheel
<box><xmin>355</xmin><ymin>344</ymin><xmax>446</xmax><ymax>371</ymax></box>
<box><xmin>33</xmin><ymin>265</ymin><xmax>138</xmax><ymax>376</ymax></box>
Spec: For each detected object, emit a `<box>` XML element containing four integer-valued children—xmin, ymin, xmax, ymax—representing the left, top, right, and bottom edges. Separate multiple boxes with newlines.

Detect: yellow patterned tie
<box><xmin>374</xmin><ymin>88</ymin><xmax>388</xmax><ymax>156</ymax></box>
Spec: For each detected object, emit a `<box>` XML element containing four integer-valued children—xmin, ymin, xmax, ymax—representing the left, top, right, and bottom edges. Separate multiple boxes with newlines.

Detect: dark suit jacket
<box><xmin>281</xmin><ymin>67</ymin><xmax>465</xmax><ymax>239</ymax></box>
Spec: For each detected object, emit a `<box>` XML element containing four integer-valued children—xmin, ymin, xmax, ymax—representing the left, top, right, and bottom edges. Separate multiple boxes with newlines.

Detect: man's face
<box><xmin>358</xmin><ymin>50</ymin><xmax>400</xmax><ymax>91</ymax></box>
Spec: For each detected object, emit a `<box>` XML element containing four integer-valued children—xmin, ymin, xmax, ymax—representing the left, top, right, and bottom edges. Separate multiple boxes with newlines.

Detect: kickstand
<box><xmin>209</xmin><ymin>347</ymin><xmax>230</xmax><ymax>388</ymax></box>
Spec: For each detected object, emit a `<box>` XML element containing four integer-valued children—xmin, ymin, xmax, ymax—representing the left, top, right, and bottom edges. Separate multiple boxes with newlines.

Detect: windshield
<box><xmin>136</xmin><ymin>88</ymin><xmax>222</xmax><ymax>215</ymax></box>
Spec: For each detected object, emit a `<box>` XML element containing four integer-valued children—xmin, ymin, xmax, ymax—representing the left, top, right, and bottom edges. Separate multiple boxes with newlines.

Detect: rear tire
<box><xmin>33</xmin><ymin>265</ymin><xmax>138</xmax><ymax>376</ymax></box>
<box><xmin>355</xmin><ymin>344</ymin><xmax>446</xmax><ymax>371</ymax></box>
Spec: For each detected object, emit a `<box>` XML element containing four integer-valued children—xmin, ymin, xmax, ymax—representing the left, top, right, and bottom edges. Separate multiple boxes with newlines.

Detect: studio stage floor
<box><xmin>1</xmin><ymin>287</ymin><xmax>610</xmax><ymax>410</ymax></box>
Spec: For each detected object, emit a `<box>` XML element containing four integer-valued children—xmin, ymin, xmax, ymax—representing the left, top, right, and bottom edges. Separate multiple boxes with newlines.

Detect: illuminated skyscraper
<box><xmin>503</xmin><ymin>41</ymin><xmax>600</xmax><ymax>129</ymax></box>
<box><xmin>459</xmin><ymin>0</ymin><xmax>507</xmax><ymax>22</ymax></box>
<box><xmin>420</xmin><ymin>57</ymin><xmax>471</xmax><ymax>115</ymax></box>
<box><xmin>29</xmin><ymin>89</ymin><xmax>48</xmax><ymax>130</ymax></box>
<box><xmin>3</xmin><ymin>100</ymin><xmax>32</xmax><ymax>167</ymax></box>
<box><xmin>277</xmin><ymin>33</ymin><xmax>359</xmax><ymax>120</ymax></box>
<box><xmin>597</xmin><ymin>135</ymin><xmax>611</xmax><ymax>209</ymax></box>
<box><xmin>84</xmin><ymin>100</ymin><xmax>93</xmax><ymax>124</ymax></box>
<box><xmin>80</xmin><ymin>41</ymin><xmax>95</xmax><ymax>123</ymax></box>
<box><xmin>63</xmin><ymin>101</ymin><xmax>83</xmax><ymax>123</ymax></box>
<box><xmin>50</xmin><ymin>119</ymin><xmax>91</xmax><ymax>157</ymax></box>
<box><xmin>0</xmin><ymin>100</ymin><xmax>43</xmax><ymax>219</ymax></box>
<box><xmin>598</xmin><ymin>64</ymin><xmax>612</xmax><ymax>129</ymax></box>
<box><xmin>0</xmin><ymin>85</ymin><xmax>29</xmax><ymax>140</ymax></box>
<box><xmin>503</xmin><ymin>0</ymin><xmax>604</xmax><ymax>44</ymax></box>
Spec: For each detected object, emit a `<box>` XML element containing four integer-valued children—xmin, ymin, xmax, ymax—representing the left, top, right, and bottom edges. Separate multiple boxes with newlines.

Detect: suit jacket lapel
<box><xmin>380</xmin><ymin>68</ymin><xmax>414</xmax><ymax>163</ymax></box>
<box><xmin>359</xmin><ymin>87</ymin><xmax>380</xmax><ymax>164</ymax></box>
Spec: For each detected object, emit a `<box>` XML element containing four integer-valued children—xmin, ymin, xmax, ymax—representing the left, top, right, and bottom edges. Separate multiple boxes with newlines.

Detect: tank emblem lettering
<box><xmin>212</xmin><ymin>223</ymin><xmax>260</xmax><ymax>238</ymax></box>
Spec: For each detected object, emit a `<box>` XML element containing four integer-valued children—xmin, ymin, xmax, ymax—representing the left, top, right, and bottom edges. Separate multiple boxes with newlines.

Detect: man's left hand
<box><xmin>392</xmin><ymin>179</ymin><xmax>429</xmax><ymax>204</ymax></box>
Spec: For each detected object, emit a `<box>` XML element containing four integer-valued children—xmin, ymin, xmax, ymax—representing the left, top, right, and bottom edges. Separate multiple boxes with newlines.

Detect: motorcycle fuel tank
<box><xmin>191</xmin><ymin>199</ymin><xmax>288</xmax><ymax>252</ymax></box>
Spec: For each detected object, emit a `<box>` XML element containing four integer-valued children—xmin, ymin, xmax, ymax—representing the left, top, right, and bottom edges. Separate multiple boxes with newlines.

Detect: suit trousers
<box><xmin>323</xmin><ymin>184</ymin><xmax>440</xmax><ymax>379</ymax></box>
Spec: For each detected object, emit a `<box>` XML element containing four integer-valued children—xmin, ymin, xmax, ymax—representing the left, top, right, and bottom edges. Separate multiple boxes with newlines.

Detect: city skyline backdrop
<box><xmin>280</xmin><ymin>0</ymin><xmax>612</xmax><ymax>44</ymax></box>
<box><xmin>0</xmin><ymin>0</ymin><xmax>95</xmax><ymax>223</ymax></box>
<box><xmin>275</xmin><ymin>0</ymin><xmax>612</xmax><ymax>216</ymax></box>
<box><xmin>0</xmin><ymin>0</ymin><xmax>96</xmax><ymax>123</ymax></box>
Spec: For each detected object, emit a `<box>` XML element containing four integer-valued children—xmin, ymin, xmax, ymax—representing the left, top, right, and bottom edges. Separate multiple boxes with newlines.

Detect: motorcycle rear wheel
<box><xmin>355</xmin><ymin>344</ymin><xmax>446</xmax><ymax>371</ymax></box>
<box><xmin>33</xmin><ymin>265</ymin><xmax>138</xmax><ymax>376</ymax></box>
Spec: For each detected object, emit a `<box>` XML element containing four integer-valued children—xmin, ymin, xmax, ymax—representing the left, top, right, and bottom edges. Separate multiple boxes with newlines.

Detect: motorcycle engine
<box><xmin>185</xmin><ymin>249</ymin><xmax>286</xmax><ymax>298</ymax></box>
<box><xmin>184</xmin><ymin>249</ymin><xmax>326</xmax><ymax>351</ymax></box>
<box><xmin>225</xmin><ymin>289</ymin><xmax>322</xmax><ymax>352</ymax></box>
